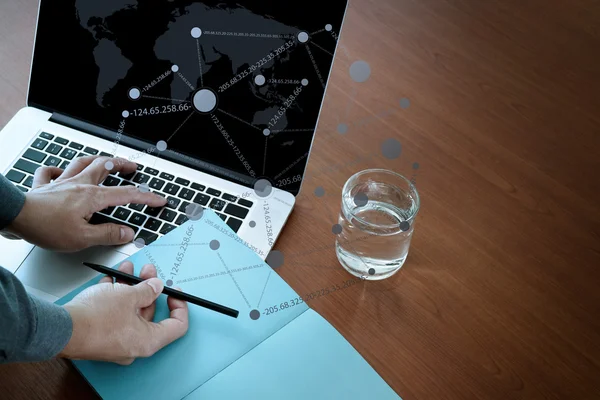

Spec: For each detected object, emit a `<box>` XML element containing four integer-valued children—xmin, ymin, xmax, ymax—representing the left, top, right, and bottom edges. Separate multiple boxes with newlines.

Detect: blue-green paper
<box><xmin>56</xmin><ymin>210</ymin><xmax>400</xmax><ymax>400</ymax></box>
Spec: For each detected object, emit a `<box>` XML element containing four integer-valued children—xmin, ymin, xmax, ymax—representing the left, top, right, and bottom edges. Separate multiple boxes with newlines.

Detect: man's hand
<box><xmin>60</xmin><ymin>261</ymin><xmax>189</xmax><ymax>364</ymax></box>
<box><xmin>6</xmin><ymin>156</ymin><xmax>166</xmax><ymax>251</ymax></box>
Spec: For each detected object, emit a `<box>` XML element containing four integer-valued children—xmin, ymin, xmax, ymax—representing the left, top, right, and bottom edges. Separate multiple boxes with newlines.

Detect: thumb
<box><xmin>133</xmin><ymin>278</ymin><xmax>164</xmax><ymax>308</ymax></box>
<box><xmin>85</xmin><ymin>223</ymin><xmax>136</xmax><ymax>247</ymax></box>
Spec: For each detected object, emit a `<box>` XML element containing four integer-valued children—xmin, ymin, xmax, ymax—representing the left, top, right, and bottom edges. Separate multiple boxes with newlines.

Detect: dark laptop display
<box><xmin>28</xmin><ymin>0</ymin><xmax>348</xmax><ymax>195</ymax></box>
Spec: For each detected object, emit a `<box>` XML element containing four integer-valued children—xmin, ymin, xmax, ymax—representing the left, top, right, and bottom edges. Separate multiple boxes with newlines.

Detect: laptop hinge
<box><xmin>49</xmin><ymin>112</ymin><xmax>255</xmax><ymax>188</ymax></box>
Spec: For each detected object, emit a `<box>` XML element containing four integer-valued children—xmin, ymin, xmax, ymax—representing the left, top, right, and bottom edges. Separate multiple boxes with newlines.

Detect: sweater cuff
<box><xmin>0</xmin><ymin>175</ymin><xmax>26</xmax><ymax>230</ymax></box>
<box><xmin>29</xmin><ymin>296</ymin><xmax>73</xmax><ymax>360</ymax></box>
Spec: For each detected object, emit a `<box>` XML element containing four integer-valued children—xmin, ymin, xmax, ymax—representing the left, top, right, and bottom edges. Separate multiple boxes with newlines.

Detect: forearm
<box><xmin>0</xmin><ymin>266</ymin><xmax>73</xmax><ymax>363</ymax></box>
<box><xmin>0</xmin><ymin>174</ymin><xmax>25</xmax><ymax>230</ymax></box>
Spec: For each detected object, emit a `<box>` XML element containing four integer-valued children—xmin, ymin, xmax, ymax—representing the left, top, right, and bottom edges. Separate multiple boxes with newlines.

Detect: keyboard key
<box><xmin>178</xmin><ymin>188</ymin><xmax>195</xmax><ymax>201</ymax></box>
<box><xmin>54</xmin><ymin>137</ymin><xmax>68</xmax><ymax>145</ymax></box>
<box><xmin>178</xmin><ymin>201</ymin><xmax>191</xmax><ymax>213</ymax></box>
<box><xmin>17</xmin><ymin>186</ymin><xmax>28</xmax><ymax>193</ymax></box>
<box><xmin>83</xmin><ymin>147</ymin><xmax>98</xmax><ymax>155</ymax></box>
<box><xmin>166</xmin><ymin>196</ymin><xmax>180</xmax><ymax>209</ymax></box>
<box><xmin>149</xmin><ymin>178</ymin><xmax>165</xmax><ymax>191</ymax></box>
<box><xmin>136</xmin><ymin>164</ymin><xmax>144</xmax><ymax>171</ymax></box>
<box><xmin>191</xmin><ymin>183</ymin><xmax>205</xmax><ymax>191</ymax></box>
<box><xmin>100</xmin><ymin>206</ymin><xmax>115</xmax><ymax>215</ymax></box>
<box><xmin>47</xmin><ymin>143</ymin><xmax>63</xmax><ymax>155</ymax></box>
<box><xmin>164</xmin><ymin>183</ymin><xmax>180</xmax><ymax>196</ymax></box>
<box><xmin>6</xmin><ymin>170</ymin><xmax>25</xmax><ymax>183</ymax></box>
<box><xmin>89</xmin><ymin>213</ymin><xmax>138</xmax><ymax>234</ymax></box>
<box><xmin>99</xmin><ymin>151</ymin><xmax>112</xmax><ymax>157</ymax></box>
<box><xmin>23</xmin><ymin>175</ymin><xmax>33</xmax><ymax>188</ymax></box>
<box><xmin>159</xmin><ymin>208</ymin><xmax>177</xmax><ymax>222</ymax></box>
<box><xmin>144</xmin><ymin>167</ymin><xmax>159</xmax><ymax>176</ymax></box>
<box><xmin>144</xmin><ymin>206</ymin><xmax>162</xmax><ymax>217</ymax></box>
<box><xmin>60</xmin><ymin>161</ymin><xmax>70</xmax><ymax>169</ymax></box>
<box><xmin>159</xmin><ymin>223</ymin><xmax>177</xmax><ymax>235</ymax></box>
<box><xmin>69</xmin><ymin>142</ymin><xmax>83</xmax><ymax>150</ymax></box>
<box><xmin>159</xmin><ymin>172</ymin><xmax>174</xmax><ymax>181</ymax></box>
<box><xmin>226</xmin><ymin>217</ymin><xmax>243</xmax><ymax>233</ymax></box>
<box><xmin>136</xmin><ymin>230</ymin><xmax>158</xmax><ymax>245</ymax></box>
<box><xmin>119</xmin><ymin>171</ymin><xmax>136</xmax><ymax>181</ymax></box>
<box><xmin>44</xmin><ymin>156</ymin><xmax>61</xmax><ymax>167</ymax></box>
<box><xmin>120</xmin><ymin>181</ymin><xmax>134</xmax><ymax>187</ymax></box>
<box><xmin>238</xmin><ymin>198</ymin><xmax>253</xmax><ymax>208</ymax></box>
<box><xmin>206</xmin><ymin>188</ymin><xmax>221</xmax><ymax>197</ymax></box>
<box><xmin>31</xmin><ymin>138</ymin><xmax>48</xmax><ymax>150</ymax></box>
<box><xmin>113</xmin><ymin>207</ymin><xmax>132</xmax><ymax>221</ymax></box>
<box><xmin>175</xmin><ymin>214</ymin><xmax>189</xmax><ymax>225</ymax></box>
<box><xmin>59</xmin><ymin>148</ymin><xmax>77</xmax><ymax>160</ymax></box>
<box><xmin>22</xmin><ymin>148</ymin><xmax>46</xmax><ymax>163</ymax></box>
<box><xmin>153</xmin><ymin>191</ymin><xmax>166</xmax><ymax>198</ymax></box>
<box><xmin>76</xmin><ymin>153</ymin><xmax>86</xmax><ymax>158</ymax></box>
<box><xmin>216</xmin><ymin>212</ymin><xmax>227</xmax><ymax>221</ymax></box>
<box><xmin>209</xmin><ymin>198</ymin><xmax>226</xmax><ymax>211</ymax></box>
<box><xmin>222</xmin><ymin>193</ymin><xmax>237</xmax><ymax>202</ymax></box>
<box><xmin>175</xmin><ymin>177</ymin><xmax>190</xmax><ymax>186</ymax></box>
<box><xmin>14</xmin><ymin>159</ymin><xmax>40</xmax><ymax>175</ymax></box>
<box><xmin>144</xmin><ymin>218</ymin><xmax>162</xmax><ymax>232</ymax></box>
<box><xmin>102</xmin><ymin>176</ymin><xmax>120</xmax><ymax>187</ymax></box>
<box><xmin>39</xmin><ymin>132</ymin><xmax>54</xmax><ymax>140</ymax></box>
<box><xmin>193</xmin><ymin>193</ymin><xmax>210</xmax><ymax>206</ymax></box>
<box><xmin>128</xmin><ymin>212</ymin><xmax>147</xmax><ymax>226</ymax></box>
<box><xmin>129</xmin><ymin>203</ymin><xmax>145</xmax><ymax>211</ymax></box>
<box><xmin>224</xmin><ymin>203</ymin><xmax>249</xmax><ymax>219</ymax></box>
<box><xmin>132</xmin><ymin>173</ymin><xmax>150</xmax><ymax>184</ymax></box>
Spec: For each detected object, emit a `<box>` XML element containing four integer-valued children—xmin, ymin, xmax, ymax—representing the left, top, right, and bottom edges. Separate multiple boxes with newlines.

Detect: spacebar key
<box><xmin>89</xmin><ymin>213</ymin><xmax>139</xmax><ymax>233</ymax></box>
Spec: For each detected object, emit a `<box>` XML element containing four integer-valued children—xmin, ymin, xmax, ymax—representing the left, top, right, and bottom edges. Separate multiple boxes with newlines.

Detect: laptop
<box><xmin>0</xmin><ymin>0</ymin><xmax>349</xmax><ymax>302</ymax></box>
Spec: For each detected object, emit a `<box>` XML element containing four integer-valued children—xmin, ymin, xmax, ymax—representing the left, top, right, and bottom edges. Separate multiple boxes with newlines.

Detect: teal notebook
<box><xmin>56</xmin><ymin>210</ymin><xmax>400</xmax><ymax>400</ymax></box>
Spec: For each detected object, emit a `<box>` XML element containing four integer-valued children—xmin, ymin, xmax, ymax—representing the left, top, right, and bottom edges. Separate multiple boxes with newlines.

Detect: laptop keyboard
<box><xmin>3</xmin><ymin>132</ymin><xmax>254</xmax><ymax>244</ymax></box>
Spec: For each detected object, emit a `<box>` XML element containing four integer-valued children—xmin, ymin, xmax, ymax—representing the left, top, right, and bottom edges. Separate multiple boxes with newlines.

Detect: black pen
<box><xmin>82</xmin><ymin>262</ymin><xmax>239</xmax><ymax>319</ymax></box>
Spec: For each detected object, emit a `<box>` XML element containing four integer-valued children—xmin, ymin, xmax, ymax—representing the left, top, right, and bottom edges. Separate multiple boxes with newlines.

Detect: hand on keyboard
<box><xmin>5</xmin><ymin>156</ymin><xmax>166</xmax><ymax>252</ymax></box>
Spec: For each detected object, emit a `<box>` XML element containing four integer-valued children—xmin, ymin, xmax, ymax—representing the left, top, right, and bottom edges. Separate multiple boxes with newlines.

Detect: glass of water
<box><xmin>335</xmin><ymin>169</ymin><xmax>420</xmax><ymax>280</ymax></box>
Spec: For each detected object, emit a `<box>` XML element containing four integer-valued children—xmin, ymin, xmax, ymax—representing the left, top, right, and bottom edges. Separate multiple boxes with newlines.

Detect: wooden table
<box><xmin>2</xmin><ymin>0</ymin><xmax>599</xmax><ymax>399</ymax></box>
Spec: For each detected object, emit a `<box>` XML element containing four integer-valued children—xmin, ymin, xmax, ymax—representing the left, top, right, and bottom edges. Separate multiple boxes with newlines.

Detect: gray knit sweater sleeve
<box><xmin>0</xmin><ymin>175</ymin><xmax>73</xmax><ymax>363</ymax></box>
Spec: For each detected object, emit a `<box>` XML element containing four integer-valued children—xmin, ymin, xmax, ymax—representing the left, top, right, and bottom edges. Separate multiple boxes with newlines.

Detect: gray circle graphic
<box><xmin>325</xmin><ymin>24</ymin><xmax>333</xmax><ymax>31</ymax></box>
<box><xmin>249</xmin><ymin>221</ymin><xmax>256</xmax><ymax>228</ymax></box>
<box><xmin>413</xmin><ymin>162</ymin><xmax>420</xmax><ymax>170</ymax></box>
<box><xmin>381</xmin><ymin>138</ymin><xmax>402</xmax><ymax>159</ymax></box>
<box><xmin>255</xmin><ymin>75</ymin><xmax>266</xmax><ymax>86</ymax></box>
<box><xmin>368</xmin><ymin>268</ymin><xmax>376</xmax><ymax>276</ymax></box>
<box><xmin>210</xmin><ymin>240</ymin><xmax>220</xmax><ymax>250</ymax></box>
<box><xmin>185</xmin><ymin>203</ymin><xmax>204</xmax><ymax>221</ymax></box>
<box><xmin>350</xmin><ymin>61</ymin><xmax>371</xmax><ymax>83</ymax></box>
<box><xmin>301</xmin><ymin>79</ymin><xmax>309</xmax><ymax>86</ymax></box>
<box><xmin>133</xmin><ymin>238</ymin><xmax>146</xmax><ymax>249</ymax></box>
<box><xmin>250</xmin><ymin>309</ymin><xmax>260</xmax><ymax>320</ymax></box>
<box><xmin>122</xmin><ymin>110</ymin><xmax>130</xmax><ymax>118</ymax></box>
<box><xmin>191</xmin><ymin>27</ymin><xmax>202</xmax><ymax>38</ymax></box>
<box><xmin>298</xmin><ymin>32</ymin><xmax>309</xmax><ymax>43</ymax></box>
<box><xmin>139</xmin><ymin>183</ymin><xmax>150</xmax><ymax>193</ymax></box>
<box><xmin>400</xmin><ymin>221</ymin><xmax>410</xmax><ymax>232</ymax></box>
<box><xmin>314</xmin><ymin>186</ymin><xmax>325</xmax><ymax>197</ymax></box>
<box><xmin>337</xmin><ymin>123</ymin><xmax>349</xmax><ymax>134</ymax></box>
<box><xmin>156</xmin><ymin>140</ymin><xmax>167</xmax><ymax>152</ymax></box>
<box><xmin>166</xmin><ymin>279</ymin><xmax>173</xmax><ymax>286</ymax></box>
<box><xmin>400</xmin><ymin>98</ymin><xmax>411</xmax><ymax>109</ymax></box>
<box><xmin>254</xmin><ymin>179</ymin><xmax>273</xmax><ymax>198</ymax></box>
<box><xmin>266</xmin><ymin>250</ymin><xmax>284</xmax><ymax>269</ymax></box>
<box><xmin>332</xmin><ymin>224</ymin><xmax>343</xmax><ymax>235</ymax></box>
<box><xmin>171</xmin><ymin>64</ymin><xmax>179</xmax><ymax>72</ymax></box>
<box><xmin>192</xmin><ymin>89</ymin><xmax>217</xmax><ymax>113</ymax></box>
<box><xmin>354</xmin><ymin>192</ymin><xmax>369</xmax><ymax>207</ymax></box>
<box><xmin>104</xmin><ymin>161</ymin><xmax>114</xmax><ymax>171</ymax></box>
<box><xmin>263</xmin><ymin>129</ymin><xmax>271</xmax><ymax>136</ymax></box>
<box><xmin>128</xmin><ymin>88</ymin><xmax>141</xmax><ymax>100</ymax></box>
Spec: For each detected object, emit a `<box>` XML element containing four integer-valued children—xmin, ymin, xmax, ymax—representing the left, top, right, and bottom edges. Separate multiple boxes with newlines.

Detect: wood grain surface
<box><xmin>1</xmin><ymin>0</ymin><xmax>599</xmax><ymax>399</ymax></box>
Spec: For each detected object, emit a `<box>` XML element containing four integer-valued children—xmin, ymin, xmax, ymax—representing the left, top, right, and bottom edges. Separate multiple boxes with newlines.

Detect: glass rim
<box><xmin>342</xmin><ymin>168</ymin><xmax>421</xmax><ymax>229</ymax></box>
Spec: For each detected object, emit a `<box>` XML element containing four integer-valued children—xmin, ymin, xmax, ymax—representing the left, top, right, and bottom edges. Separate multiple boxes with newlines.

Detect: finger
<box><xmin>133</xmin><ymin>277</ymin><xmax>163</xmax><ymax>308</ymax></box>
<box><xmin>149</xmin><ymin>293</ymin><xmax>189</xmax><ymax>351</ymax></box>
<box><xmin>116</xmin><ymin>261</ymin><xmax>134</xmax><ymax>285</ymax></box>
<box><xmin>96</xmin><ymin>186</ymin><xmax>167</xmax><ymax>210</ymax></box>
<box><xmin>80</xmin><ymin>156</ymin><xmax>138</xmax><ymax>185</ymax></box>
<box><xmin>139</xmin><ymin>264</ymin><xmax>158</xmax><ymax>321</ymax></box>
<box><xmin>56</xmin><ymin>155</ymin><xmax>100</xmax><ymax>180</ymax></box>
<box><xmin>32</xmin><ymin>166</ymin><xmax>63</xmax><ymax>189</ymax></box>
<box><xmin>99</xmin><ymin>275</ymin><xmax>114</xmax><ymax>284</ymax></box>
<box><xmin>84</xmin><ymin>223</ymin><xmax>136</xmax><ymax>247</ymax></box>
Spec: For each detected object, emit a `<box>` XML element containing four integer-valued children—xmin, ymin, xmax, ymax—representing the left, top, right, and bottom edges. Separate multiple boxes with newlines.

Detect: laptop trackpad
<box><xmin>15</xmin><ymin>246</ymin><xmax>129</xmax><ymax>299</ymax></box>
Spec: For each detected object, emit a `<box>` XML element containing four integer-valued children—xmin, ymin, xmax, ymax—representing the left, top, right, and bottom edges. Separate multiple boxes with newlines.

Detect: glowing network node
<box><xmin>156</xmin><ymin>140</ymin><xmax>168</xmax><ymax>152</ymax></box>
<box><xmin>191</xmin><ymin>27</ymin><xmax>202</xmax><ymax>38</ymax></box>
<box><xmin>263</xmin><ymin>128</ymin><xmax>271</xmax><ymax>136</ymax></box>
<box><xmin>254</xmin><ymin>179</ymin><xmax>273</xmax><ymax>198</ymax></box>
<box><xmin>171</xmin><ymin>64</ymin><xmax>179</xmax><ymax>73</ymax></box>
<box><xmin>192</xmin><ymin>88</ymin><xmax>217</xmax><ymax>113</ymax></box>
<box><xmin>104</xmin><ymin>161</ymin><xmax>114</xmax><ymax>171</ymax></box>
<box><xmin>325</xmin><ymin>24</ymin><xmax>333</xmax><ymax>32</ymax></box>
<box><xmin>298</xmin><ymin>32</ymin><xmax>309</xmax><ymax>43</ymax></box>
<box><xmin>301</xmin><ymin>79</ymin><xmax>309</xmax><ymax>86</ymax></box>
<box><xmin>122</xmin><ymin>110</ymin><xmax>130</xmax><ymax>118</ymax></box>
<box><xmin>139</xmin><ymin>183</ymin><xmax>150</xmax><ymax>193</ymax></box>
<box><xmin>349</xmin><ymin>60</ymin><xmax>371</xmax><ymax>83</ymax></box>
<box><xmin>255</xmin><ymin>75</ymin><xmax>266</xmax><ymax>86</ymax></box>
<box><xmin>249</xmin><ymin>221</ymin><xmax>257</xmax><ymax>228</ymax></box>
<box><xmin>128</xmin><ymin>88</ymin><xmax>141</xmax><ymax>100</ymax></box>
<box><xmin>133</xmin><ymin>238</ymin><xmax>146</xmax><ymax>249</ymax></box>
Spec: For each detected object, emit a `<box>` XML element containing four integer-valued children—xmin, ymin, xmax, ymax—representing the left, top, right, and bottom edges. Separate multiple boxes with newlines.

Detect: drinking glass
<box><xmin>335</xmin><ymin>169</ymin><xmax>420</xmax><ymax>280</ymax></box>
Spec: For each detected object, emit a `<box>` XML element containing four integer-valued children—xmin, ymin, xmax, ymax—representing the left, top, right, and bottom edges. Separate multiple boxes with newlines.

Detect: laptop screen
<box><xmin>28</xmin><ymin>0</ymin><xmax>348</xmax><ymax>195</ymax></box>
